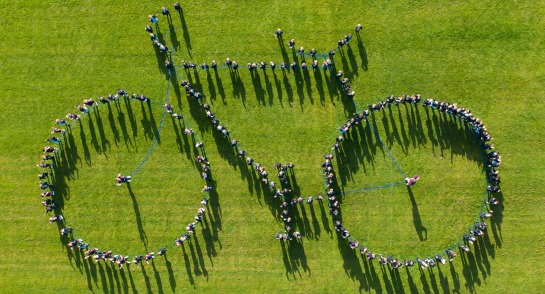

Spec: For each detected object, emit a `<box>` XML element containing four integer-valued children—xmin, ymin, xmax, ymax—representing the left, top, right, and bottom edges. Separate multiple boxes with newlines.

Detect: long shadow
<box><xmin>164</xmin><ymin>254</ymin><xmax>177</xmax><ymax>293</ymax></box>
<box><xmin>282</xmin><ymin>71</ymin><xmax>294</xmax><ymax>106</ymax></box>
<box><xmin>146</xmin><ymin>100</ymin><xmax>160</xmax><ymax>143</ymax></box>
<box><xmin>206</xmin><ymin>70</ymin><xmax>217</xmax><ymax>102</ymax></box>
<box><xmin>126</xmin><ymin>268</ymin><xmax>138</xmax><ymax>294</ymax></box>
<box><xmin>356</xmin><ymin>36</ymin><xmax>369</xmax><ymax>71</ymax></box>
<box><xmin>280</xmin><ymin>241</ymin><xmax>296</xmax><ymax>279</ymax></box>
<box><xmin>407</xmin><ymin>186</ymin><xmax>427</xmax><ymax>241</ymax></box>
<box><xmin>346</xmin><ymin>43</ymin><xmax>360</xmax><ymax>77</ymax></box>
<box><xmin>272</xmin><ymin>70</ymin><xmax>284</xmax><ymax>107</ymax></box>
<box><xmin>250</xmin><ymin>70</ymin><xmax>266</xmax><ymax>106</ymax></box>
<box><xmin>192</xmin><ymin>233</ymin><xmax>209</xmax><ymax>279</ymax></box>
<box><xmin>87</xmin><ymin>110</ymin><xmax>101</xmax><ymax>152</ymax></box>
<box><xmin>80</xmin><ymin>251</ymin><xmax>95</xmax><ymax>291</ymax></box>
<box><xmin>449</xmin><ymin>261</ymin><xmax>461</xmax><ymax>293</ymax></box>
<box><xmin>181</xmin><ymin>244</ymin><xmax>196</xmax><ymax>287</ymax></box>
<box><xmin>177</xmin><ymin>10</ymin><xmax>192</xmax><ymax>57</ymax></box>
<box><xmin>118</xmin><ymin>268</ymin><xmax>130</xmax><ymax>294</ymax></box>
<box><xmin>107</xmin><ymin>102</ymin><xmax>121</xmax><ymax>147</ymax></box>
<box><xmin>287</xmin><ymin>239</ymin><xmax>310</xmax><ymax>278</ymax></box>
<box><xmin>230</xmin><ymin>70</ymin><xmax>247</xmax><ymax>106</ymax></box>
<box><xmin>418</xmin><ymin>266</ymin><xmax>432</xmax><ymax>294</ymax></box>
<box><xmin>187</xmin><ymin>238</ymin><xmax>202</xmax><ymax>276</ymax></box>
<box><xmin>308</xmin><ymin>204</ymin><xmax>322</xmax><ymax>239</ymax></box>
<box><xmin>153</xmin><ymin>44</ymin><xmax>168</xmax><ymax>74</ymax></box>
<box><xmin>127</xmin><ymin>184</ymin><xmax>148</xmax><ymax>251</ymax></box>
<box><xmin>379</xmin><ymin>264</ymin><xmax>394</xmax><ymax>294</ymax></box>
<box><xmin>292</xmin><ymin>67</ymin><xmax>306</xmax><ymax>111</ymax></box>
<box><xmin>302</xmin><ymin>69</ymin><xmax>314</xmax><ymax>105</ymax></box>
<box><xmin>168</xmin><ymin>22</ymin><xmax>181</xmax><ymax>52</ymax></box>
<box><xmin>116</xmin><ymin>100</ymin><xmax>134</xmax><ymax>151</ymax></box>
<box><xmin>213</xmin><ymin>68</ymin><xmax>226</xmax><ymax>104</ymax></box>
<box><xmin>94</xmin><ymin>109</ymin><xmax>111</xmax><ymax>155</ymax></box>
<box><xmin>79</xmin><ymin>121</ymin><xmax>92</xmax><ymax>165</ymax></box>
<box><xmin>336</xmin><ymin>234</ymin><xmax>368</xmax><ymax>292</ymax></box>
<box><xmin>106</xmin><ymin>262</ymin><xmax>122</xmax><ymax>294</ymax></box>
<box><xmin>405</xmin><ymin>267</ymin><xmax>419</xmax><ymax>294</ymax></box>
<box><xmin>96</xmin><ymin>262</ymin><xmax>111</xmax><ymax>293</ymax></box>
<box><xmin>201</xmin><ymin>210</ymin><xmax>218</xmax><ymax>263</ymax></box>
<box><xmin>318</xmin><ymin>200</ymin><xmax>333</xmax><ymax>236</ymax></box>
<box><xmin>313</xmin><ymin>69</ymin><xmax>326</xmax><ymax>104</ymax></box>
<box><xmin>123</xmin><ymin>94</ymin><xmax>139</xmax><ymax>142</ymax></box>
<box><xmin>278</xmin><ymin>38</ymin><xmax>290</xmax><ymax>64</ymax></box>
<box><xmin>263</xmin><ymin>70</ymin><xmax>275</xmax><ymax>106</ymax></box>
<box><xmin>489</xmin><ymin>191</ymin><xmax>504</xmax><ymax>248</ymax></box>
<box><xmin>141</xmin><ymin>263</ymin><xmax>154</xmax><ymax>293</ymax></box>
<box><xmin>151</xmin><ymin>261</ymin><xmax>164</xmax><ymax>294</ymax></box>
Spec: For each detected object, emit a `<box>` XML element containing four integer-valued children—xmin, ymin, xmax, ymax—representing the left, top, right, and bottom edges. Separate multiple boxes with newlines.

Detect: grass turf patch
<box><xmin>1</xmin><ymin>0</ymin><xmax>545</xmax><ymax>293</ymax></box>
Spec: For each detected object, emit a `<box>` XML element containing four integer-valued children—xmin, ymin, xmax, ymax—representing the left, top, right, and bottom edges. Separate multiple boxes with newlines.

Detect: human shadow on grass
<box><xmin>181</xmin><ymin>243</ymin><xmax>196</xmax><ymax>287</ymax></box>
<box><xmin>168</xmin><ymin>20</ymin><xmax>181</xmax><ymax>52</ymax></box>
<box><xmin>229</xmin><ymin>68</ymin><xmax>247</xmax><ymax>106</ymax></box>
<box><xmin>213</xmin><ymin>67</ymin><xmax>227</xmax><ymax>104</ymax></box>
<box><xmin>489</xmin><ymin>190</ymin><xmax>504</xmax><ymax>249</ymax></box>
<box><xmin>250</xmin><ymin>70</ymin><xmax>267</xmax><ymax>106</ymax></box>
<box><xmin>280</xmin><ymin>238</ymin><xmax>310</xmax><ymax>280</ymax></box>
<box><xmin>105</xmin><ymin>102</ymin><xmax>121</xmax><ymax>147</ymax></box>
<box><xmin>93</xmin><ymin>108</ymin><xmax>111</xmax><ymax>155</ymax></box>
<box><xmin>153</xmin><ymin>44</ymin><xmax>169</xmax><ymax>75</ymax></box>
<box><xmin>127</xmin><ymin>184</ymin><xmax>149</xmax><ymax>251</ymax></box>
<box><xmin>407</xmin><ymin>186</ymin><xmax>428</xmax><ymax>241</ymax></box>
<box><xmin>86</xmin><ymin>110</ymin><xmax>102</xmax><ymax>153</ymax></box>
<box><xmin>355</xmin><ymin>36</ymin><xmax>368</xmax><ymax>71</ymax></box>
<box><xmin>176</xmin><ymin>9</ymin><xmax>192</xmax><ymax>57</ymax></box>
<box><xmin>263</xmin><ymin>70</ymin><xmax>275</xmax><ymax>106</ymax></box>
<box><xmin>164</xmin><ymin>253</ymin><xmax>177</xmax><ymax>293</ymax></box>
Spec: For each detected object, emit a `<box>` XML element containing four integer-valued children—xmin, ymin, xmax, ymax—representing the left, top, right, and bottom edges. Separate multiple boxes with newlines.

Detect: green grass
<box><xmin>1</xmin><ymin>0</ymin><xmax>545</xmax><ymax>293</ymax></box>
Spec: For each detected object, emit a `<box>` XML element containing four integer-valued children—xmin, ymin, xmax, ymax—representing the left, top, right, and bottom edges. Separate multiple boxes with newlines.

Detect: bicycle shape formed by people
<box><xmin>37</xmin><ymin>2</ymin><xmax>502</xmax><ymax>271</ymax></box>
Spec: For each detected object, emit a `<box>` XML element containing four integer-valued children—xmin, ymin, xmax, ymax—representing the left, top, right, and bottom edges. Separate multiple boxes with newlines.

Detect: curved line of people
<box><xmin>316</xmin><ymin>93</ymin><xmax>502</xmax><ymax>268</ymax></box>
<box><xmin>38</xmin><ymin>89</ymin><xmax>219</xmax><ymax>267</ymax></box>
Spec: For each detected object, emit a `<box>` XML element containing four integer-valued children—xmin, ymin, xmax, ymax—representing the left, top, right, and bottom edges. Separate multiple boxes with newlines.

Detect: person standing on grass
<box><xmin>288</xmin><ymin>39</ymin><xmax>295</xmax><ymax>49</ymax></box>
<box><xmin>355</xmin><ymin>24</ymin><xmax>363</xmax><ymax>32</ymax></box>
<box><xmin>275</xmin><ymin>28</ymin><xmax>283</xmax><ymax>38</ymax></box>
<box><xmin>161</xmin><ymin>7</ymin><xmax>170</xmax><ymax>16</ymax></box>
<box><xmin>116</xmin><ymin>174</ymin><xmax>131</xmax><ymax>186</ymax></box>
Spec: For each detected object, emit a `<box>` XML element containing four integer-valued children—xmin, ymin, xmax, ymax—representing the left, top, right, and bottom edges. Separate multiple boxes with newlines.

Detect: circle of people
<box><xmin>38</xmin><ymin>88</ymin><xmax>216</xmax><ymax>268</ymax></box>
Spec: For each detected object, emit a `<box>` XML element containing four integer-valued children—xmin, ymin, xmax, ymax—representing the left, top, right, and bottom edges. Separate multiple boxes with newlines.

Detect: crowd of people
<box><xmin>35</xmin><ymin>3</ymin><xmax>505</xmax><ymax>271</ymax></box>
<box><xmin>147</xmin><ymin>9</ymin><xmax>363</xmax><ymax>92</ymax></box>
<box><xmin>193</xmin><ymin>89</ymin><xmax>502</xmax><ymax>267</ymax></box>
<box><xmin>138</xmin><ymin>8</ymin><xmax>503</xmax><ymax>267</ymax></box>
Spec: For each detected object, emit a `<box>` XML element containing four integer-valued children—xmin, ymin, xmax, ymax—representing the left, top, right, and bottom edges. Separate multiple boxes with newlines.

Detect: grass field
<box><xmin>1</xmin><ymin>0</ymin><xmax>545</xmax><ymax>293</ymax></box>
